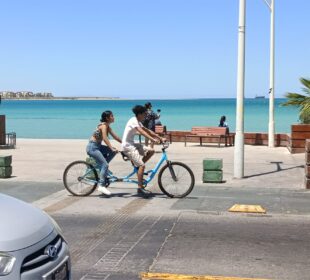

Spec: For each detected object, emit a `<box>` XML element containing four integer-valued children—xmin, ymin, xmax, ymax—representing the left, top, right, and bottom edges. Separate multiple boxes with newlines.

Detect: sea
<box><xmin>0</xmin><ymin>99</ymin><xmax>299</xmax><ymax>139</ymax></box>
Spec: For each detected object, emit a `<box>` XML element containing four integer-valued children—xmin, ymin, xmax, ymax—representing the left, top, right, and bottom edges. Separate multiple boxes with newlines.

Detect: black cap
<box><xmin>145</xmin><ymin>102</ymin><xmax>152</xmax><ymax>108</ymax></box>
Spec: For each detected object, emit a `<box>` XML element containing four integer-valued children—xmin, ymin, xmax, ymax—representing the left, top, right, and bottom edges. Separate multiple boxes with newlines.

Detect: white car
<box><xmin>0</xmin><ymin>193</ymin><xmax>71</xmax><ymax>279</ymax></box>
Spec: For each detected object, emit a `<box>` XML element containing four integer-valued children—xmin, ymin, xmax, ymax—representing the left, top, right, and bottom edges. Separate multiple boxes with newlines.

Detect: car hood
<box><xmin>0</xmin><ymin>194</ymin><xmax>54</xmax><ymax>251</ymax></box>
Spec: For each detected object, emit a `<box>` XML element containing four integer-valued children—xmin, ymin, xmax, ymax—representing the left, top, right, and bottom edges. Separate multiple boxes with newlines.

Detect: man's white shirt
<box><xmin>122</xmin><ymin>117</ymin><xmax>144</xmax><ymax>149</ymax></box>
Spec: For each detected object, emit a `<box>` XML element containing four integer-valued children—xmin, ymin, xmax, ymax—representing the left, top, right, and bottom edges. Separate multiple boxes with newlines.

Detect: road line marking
<box><xmin>141</xmin><ymin>272</ymin><xmax>271</xmax><ymax>280</ymax></box>
<box><xmin>32</xmin><ymin>190</ymin><xmax>69</xmax><ymax>209</ymax></box>
<box><xmin>32</xmin><ymin>189</ymin><xmax>82</xmax><ymax>213</ymax></box>
<box><xmin>43</xmin><ymin>196</ymin><xmax>81</xmax><ymax>212</ymax></box>
<box><xmin>228</xmin><ymin>204</ymin><xmax>266</xmax><ymax>214</ymax></box>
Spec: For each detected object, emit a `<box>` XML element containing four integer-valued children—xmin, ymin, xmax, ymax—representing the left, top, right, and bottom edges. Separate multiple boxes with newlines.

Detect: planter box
<box><xmin>203</xmin><ymin>170</ymin><xmax>223</xmax><ymax>183</ymax></box>
<box><xmin>0</xmin><ymin>166</ymin><xmax>12</xmax><ymax>178</ymax></box>
<box><xmin>0</xmin><ymin>155</ymin><xmax>12</xmax><ymax>167</ymax></box>
<box><xmin>288</xmin><ymin>124</ymin><xmax>310</xmax><ymax>154</ymax></box>
<box><xmin>203</xmin><ymin>158</ymin><xmax>223</xmax><ymax>171</ymax></box>
<box><xmin>305</xmin><ymin>165</ymin><xmax>310</xmax><ymax>178</ymax></box>
<box><xmin>306</xmin><ymin>153</ymin><xmax>310</xmax><ymax>165</ymax></box>
<box><xmin>306</xmin><ymin>139</ymin><xmax>310</xmax><ymax>152</ymax></box>
<box><xmin>305</xmin><ymin>176</ymin><xmax>310</xmax><ymax>189</ymax></box>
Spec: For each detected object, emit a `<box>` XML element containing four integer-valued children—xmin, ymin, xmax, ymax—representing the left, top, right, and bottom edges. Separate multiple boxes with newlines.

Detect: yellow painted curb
<box><xmin>228</xmin><ymin>204</ymin><xmax>266</xmax><ymax>214</ymax></box>
<box><xmin>141</xmin><ymin>272</ymin><xmax>271</xmax><ymax>280</ymax></box>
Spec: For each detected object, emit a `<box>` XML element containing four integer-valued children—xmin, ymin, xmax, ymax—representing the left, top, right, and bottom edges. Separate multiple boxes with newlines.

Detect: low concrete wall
<box><xmin>167</xmin><ymin>130</ymin><xmax>289</xmax><ymax>147</ymax></box>
<box><xmin>288</xmin><ymin>124</ymin><xmax>310</xmax><ymax>154</ymax></box>
<box><xmin>243</xmin><ymin>132</ymin><xmax>289</xmax><ymax>146</ymax></box>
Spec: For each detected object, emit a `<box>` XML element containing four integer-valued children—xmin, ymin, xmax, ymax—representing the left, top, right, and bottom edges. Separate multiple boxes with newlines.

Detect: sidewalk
<box><xmin>0</xmin><ymin>139</ymin><xmax>306</xmax><ymax>213</ymax></box>
<box><xmin>0</xmin><ymin>138</ymin><xmax>304</xmax><ymax>186</ymax></box>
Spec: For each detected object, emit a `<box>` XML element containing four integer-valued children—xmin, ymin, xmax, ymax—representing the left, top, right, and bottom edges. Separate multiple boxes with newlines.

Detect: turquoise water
<box><xmin>0</xmin><ymin>99</ymin><xmax>299</xmax><ymax>139</ymax></box>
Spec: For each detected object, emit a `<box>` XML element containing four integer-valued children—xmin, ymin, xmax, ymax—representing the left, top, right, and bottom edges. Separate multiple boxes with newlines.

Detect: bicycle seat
<box><xmin>120</xmin><ymin>151</ymin><xmax>130</xmax><ymax>161</ymax></box>
<box><xmin>120</xmin><ymin>151</ymin><xmax>136</xmax><ymax>167</ymax></box>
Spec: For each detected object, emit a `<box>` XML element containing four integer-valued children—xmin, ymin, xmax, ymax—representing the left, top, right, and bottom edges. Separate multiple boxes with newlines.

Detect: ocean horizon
<box><xmin>0</xmin><ymin>98</ymin><xmax>299</xmax><ymax>139</ymax></box>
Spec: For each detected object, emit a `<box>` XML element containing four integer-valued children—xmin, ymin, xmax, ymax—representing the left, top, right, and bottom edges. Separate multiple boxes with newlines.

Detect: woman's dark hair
<box><xmin>100</xmin><ymin>110</ymin><xmax>113</xmax><ymax>122</ymax></box>
<box><xmin>132</xmin><ymin>105</ymin><xmax>147</xmax><ymax>116</ymax></box>
<box><xmin>145</xmin><ymin>102</ymin><xmax>152</xmax><ymax>109</ymax></box>
<box><xmin>219</xmin><ymin>115</ymin><xmax>226</xmax><ymax>126</ymax></box>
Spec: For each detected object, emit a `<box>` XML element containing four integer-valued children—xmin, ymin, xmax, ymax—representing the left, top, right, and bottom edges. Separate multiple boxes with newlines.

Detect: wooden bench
<box><xmin>138</xmin><ymin>125</ymin><xmax>172</xmax><ymax>144</ymax></box>
<box><xmin>155</xmin><ymin>125</ymin><xmax>172</xmax><ymax>143</ymax></box>
<box><xmin>184</xmin><ymin>126</ymin><xmax>234</xmax><ymax>147</ymax></box>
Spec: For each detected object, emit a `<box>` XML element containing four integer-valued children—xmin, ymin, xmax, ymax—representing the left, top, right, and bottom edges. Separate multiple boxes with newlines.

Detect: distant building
<box><xmin>0</xmin><ymin>91</ymin><xmax>54</xmax><ymax>99</ymax></box>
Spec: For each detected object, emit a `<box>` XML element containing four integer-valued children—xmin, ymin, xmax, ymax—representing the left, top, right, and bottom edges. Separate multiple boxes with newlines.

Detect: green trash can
<box><xmin>0</xmin><ymin>166</ymin><xmax>12</xmax><ymax>178</ymax></box>
<box><xmin>0</xmin><ymin>155</ymin><xmax>12</xmax><ymax>178</ymax></box>
<box><xmin>202</xmin><ymin>170</ymin><xmax>223</xmax><ymax>183</ymax></box>
<box><xmin>202</xmin><ymin>158</ymin><xmax>223</xmax><ymax>183</ymax></box>
<box><xmin>0</xmin><ymin>155</ymin><xmax>12</xmax><ymax>167</ymax></box>
<box><xmin>203</xmin><ymin>158</ymin><xmax>223</xmax><ymax>171</ymax></box>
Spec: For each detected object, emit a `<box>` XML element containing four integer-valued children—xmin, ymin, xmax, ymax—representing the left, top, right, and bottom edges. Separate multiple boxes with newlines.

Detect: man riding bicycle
<box><xmin>122</xmin><ymin>105</ymin><xmax>166</xmax><ymax>195</ymax></box>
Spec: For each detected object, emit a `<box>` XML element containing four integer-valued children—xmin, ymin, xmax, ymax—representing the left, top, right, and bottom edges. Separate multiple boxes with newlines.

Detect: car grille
<box><xmin>21</xmin><ymin>235</ymin><xmax>63</xmax><ymax>273</ymax></box>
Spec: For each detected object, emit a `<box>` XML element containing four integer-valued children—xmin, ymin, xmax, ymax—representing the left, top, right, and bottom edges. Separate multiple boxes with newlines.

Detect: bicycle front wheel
<box><xmin>63</xmin><ymin>161</ymin><xmax>98</xmax><ymax>196</ymax></box>
<box><xmin>158</xmin><ymin>162</ymin><xmax>195</xmax><ymax>198</ymax></box>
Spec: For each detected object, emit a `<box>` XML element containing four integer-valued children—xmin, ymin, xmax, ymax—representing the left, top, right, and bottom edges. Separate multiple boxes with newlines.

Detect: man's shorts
<box><xmin>122</xmin><ymin>144</ymin><xmax>153</xmax><ymax>167</ymax></box>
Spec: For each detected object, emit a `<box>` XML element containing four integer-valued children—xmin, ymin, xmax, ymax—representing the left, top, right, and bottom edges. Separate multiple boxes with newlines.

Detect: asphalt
<box><xmin>0</xmin><ymin>139</ymin><xmax>308</xmax><ymax>280</ymax></box>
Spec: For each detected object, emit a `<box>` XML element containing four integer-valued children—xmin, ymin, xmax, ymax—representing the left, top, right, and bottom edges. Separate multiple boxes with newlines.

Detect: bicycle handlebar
<box><xmin>162</xmin><ymin>141</ymin><xmax>169</xmax><ymax>150</ymax></box>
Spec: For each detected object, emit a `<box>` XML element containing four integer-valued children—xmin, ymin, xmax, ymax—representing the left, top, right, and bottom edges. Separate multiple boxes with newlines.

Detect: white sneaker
<box><xmin>97</xmin><ymin>185</ymin><xmax>111</xmax><ymax>195</ymax></box>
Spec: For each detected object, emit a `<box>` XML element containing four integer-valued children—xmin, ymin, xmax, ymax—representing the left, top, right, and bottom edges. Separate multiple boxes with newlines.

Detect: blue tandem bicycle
<box><xmin>63</xmin><ymin>142</ymin><xmax>195</xmax><ymax>198</ymax></box>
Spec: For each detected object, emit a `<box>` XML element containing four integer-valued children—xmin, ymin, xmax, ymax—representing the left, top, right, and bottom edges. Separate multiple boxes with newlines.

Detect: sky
<box><xmin>0</xmin><ymin>0</ymin><xmax>309</xmax><ymax>99</ymax></box>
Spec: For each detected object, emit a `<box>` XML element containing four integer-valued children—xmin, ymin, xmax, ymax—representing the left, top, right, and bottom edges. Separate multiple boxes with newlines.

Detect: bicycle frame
<box><xmin>80</xmin><ymin>148</ymin><xmax>168</xmax><ymax>185</ymax></box>
<box><xmin>107</xmin><ymin>149</ymin><xmax>168</xmax><ymax>185</ymax></box>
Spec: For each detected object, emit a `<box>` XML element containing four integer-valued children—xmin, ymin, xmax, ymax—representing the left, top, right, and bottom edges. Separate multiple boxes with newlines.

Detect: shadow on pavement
<box><xmin>244</xmin><ymin>162</ymin><xmax>304</xmax><ymax>178</ymax></box>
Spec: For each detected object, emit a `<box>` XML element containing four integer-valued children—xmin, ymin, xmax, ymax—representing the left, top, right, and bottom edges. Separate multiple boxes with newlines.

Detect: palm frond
<box><xmin>300</xmin><ymin>101</ymin><xmax>310</xmax><ymax>124</ymax></box>
<box><xmin>300</xmin><ymin>78</ymin><xmax>310</xmax><ymax>89</ymax></box>
<box><xmin>281</xmin><ymin>92</ymin><xmax>306</xmax><ymax>107</ymax></box>
<box><xmin>282</xmin><ymin>77</ymin><xmax>310</xmax><ymax>123</ymax></box>
<box><xmin>300</xmin><ymin>78</ymin><xmax>310</xmax><ymax>95</ymax></box>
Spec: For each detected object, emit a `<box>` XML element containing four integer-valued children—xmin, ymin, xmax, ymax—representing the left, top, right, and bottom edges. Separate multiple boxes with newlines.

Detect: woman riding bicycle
<box><xmin>86</xmin><ymin>110</ymin><xmax>121</xmax><ymax>195</ymax></box>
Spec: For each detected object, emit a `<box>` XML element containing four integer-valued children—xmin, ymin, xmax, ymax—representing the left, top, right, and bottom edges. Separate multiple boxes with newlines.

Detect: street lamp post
<box><xmin>263</xmin><ymin>0</ymin><xmax>275</xmax><ymax>147</ymax></box>
<box><xmin>234</xmin><ymin>0</ymin><xmax>246</xmax><ymax>179</ymax></box>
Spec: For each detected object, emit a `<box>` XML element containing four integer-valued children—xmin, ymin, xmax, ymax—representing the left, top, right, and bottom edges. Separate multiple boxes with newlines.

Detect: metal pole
<box><xmin>234</xmin><ymin>0</ymin><xmax>246</xmax><ymax>179</ymax></box>
<box><xmin>268</xmin><ymin>0</ymin><xmax>275</xmax><ymax>147</ymax></box>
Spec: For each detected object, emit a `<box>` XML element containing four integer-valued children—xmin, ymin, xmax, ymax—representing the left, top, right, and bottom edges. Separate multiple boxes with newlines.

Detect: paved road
<box><xmin>59</xmin><ymin>212</ymin><xmax>310</xmax><ymax>280</ymax></box>
<box><xmin>2</xmin><ymin>180</ymin><xmax>310</xmax><ymax>214</ymax></box>
<box><xmin>22</xmin><ymin>184</ymin><xmax>309</xmax><ymax>280</ymax></box>
<box><xmin>0</xmin><ymin>180</ymin><xmax>63</xmax><ymax>203</ymax></box>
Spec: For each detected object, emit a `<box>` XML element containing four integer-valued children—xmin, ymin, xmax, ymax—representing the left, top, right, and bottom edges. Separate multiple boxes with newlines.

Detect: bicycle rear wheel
<box><xmin>158</xmin><ymin>161</ymin><xmax>195</xmax><ymax>198</ymax></box>
<box><xmin>63</xmin><ymin>161</ymin><xmax>98</xmax><ymax>196</ymax></box>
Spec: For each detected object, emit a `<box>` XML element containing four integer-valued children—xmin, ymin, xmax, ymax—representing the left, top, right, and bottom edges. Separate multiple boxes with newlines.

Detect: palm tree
<box><xmin>282</xmin><ymin>77</ymin><xmax>310</xmax><ymax>124</ymax></box>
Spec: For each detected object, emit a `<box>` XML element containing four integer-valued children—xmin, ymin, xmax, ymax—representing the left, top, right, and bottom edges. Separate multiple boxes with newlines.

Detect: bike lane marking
<box><xmin>141</xmin><ymin>272</ymin><xmax>270</xmax><ymax>280</ymax></box>
<box><xmin>71</xmin><ymin>196</ymin><xmax>152</xmax><ymax>264</ymax></box>
<box><xmin>228</xmin><ymin>204</ymin><xmax>266</xmax><ymax>214</ymax></box>
<box><xmin>32</xmin><ymin>189</ymin><xmax>80</xmax><ymax>211</ymax></box>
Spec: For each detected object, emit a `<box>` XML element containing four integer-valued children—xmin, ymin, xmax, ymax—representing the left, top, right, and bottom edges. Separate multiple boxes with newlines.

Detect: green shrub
<box><xmin>282</xmin><ymin>77</ymin><xmax>310</xmax><ymax>124</ymax></box>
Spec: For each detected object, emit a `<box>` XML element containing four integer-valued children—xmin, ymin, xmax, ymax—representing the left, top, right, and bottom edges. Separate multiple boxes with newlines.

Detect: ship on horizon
<box><xmin>255</xmin><ymin>95</ymin><xmax>265</xmax><ymax>99</ymax></box>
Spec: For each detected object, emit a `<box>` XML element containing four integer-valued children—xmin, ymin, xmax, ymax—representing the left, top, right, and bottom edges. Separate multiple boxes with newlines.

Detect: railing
<box><xmin>6</xmin><ymin>132</ymin><xmax>16</xmax><ymax>148</ymax></box>
<box><xmin>0</xmin><ymin>132</ymin><xmax>16</xmax><ymax>149</ymax></box>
